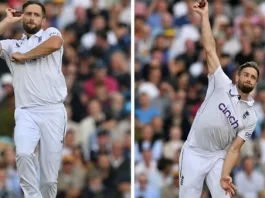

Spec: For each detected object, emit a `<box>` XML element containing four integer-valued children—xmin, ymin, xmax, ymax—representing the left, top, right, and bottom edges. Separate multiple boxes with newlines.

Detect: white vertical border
<box><xmin>130</xmin><ymin>0</ymin><xmax>135</xmax><ymax>196</ymax></box>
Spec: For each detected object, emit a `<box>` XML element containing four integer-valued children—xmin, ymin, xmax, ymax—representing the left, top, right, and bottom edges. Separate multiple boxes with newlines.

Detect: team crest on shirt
<box><xmin>243</xmin><ymin>111</ymin><xmax>249</xmax><ymax>119</ymax></box>
<box><xmin>15</xmin><ymin>40</ymin><xmax>24</xmax><ymax>48</ymax></box>
<box><xmin>38</xmin><ymin>36</ymin><xmax>42</xmax><ymax>43</ymax></box>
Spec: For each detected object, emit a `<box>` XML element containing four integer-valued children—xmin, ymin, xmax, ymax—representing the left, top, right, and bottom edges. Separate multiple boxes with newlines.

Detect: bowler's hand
<box><xmin>5</xmin><ymin>8</ymin><xmax>23</xmax><ymax>24</ymax></box>
<box><xmin>192</xmin><ymin>0</ymin><xmax>209</xmax><ymax>16</ymax></box>
<box><xmin>11</xmin><ymin>52</ymin><xmax>27</xmax><ymax>64</ymax></box>
<box><xmin>220</xmin><ymin>176</ymin><xmax>237</xmax><ymax>198</ymax></box>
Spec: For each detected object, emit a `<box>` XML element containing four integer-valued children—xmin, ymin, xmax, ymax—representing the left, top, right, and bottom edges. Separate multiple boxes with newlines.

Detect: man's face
<box><xmin>23</xmin><ymin>4</ymin><xmax>44</xmax><ymax>34</ymax></box>
<box><xmin>237</xmin><ymin>67</ymin><xmax>258</xmax><ymax>94</ymax></box>
<box><xmin>243</xmin><ymin>158</ymin><xmax>254</xmax><ymax>172</ymax></box>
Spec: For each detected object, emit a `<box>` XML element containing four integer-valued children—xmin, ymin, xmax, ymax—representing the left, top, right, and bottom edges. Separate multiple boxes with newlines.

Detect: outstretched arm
<box><xmin>193</xmin><ymin>0</ymin><xmax>220</xmax><ymax>75</ymax></box>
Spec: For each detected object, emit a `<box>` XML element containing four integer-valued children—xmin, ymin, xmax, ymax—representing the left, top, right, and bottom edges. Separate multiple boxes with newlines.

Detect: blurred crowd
<box><xmin>134</xmin><ymin>0</ymin><xmax>265</xmax><ymax>198</ymax></box>
<box><xmin>0</xmin><ymin>0</ymin><xmax>131</xmax><ymax>197</ymax></box>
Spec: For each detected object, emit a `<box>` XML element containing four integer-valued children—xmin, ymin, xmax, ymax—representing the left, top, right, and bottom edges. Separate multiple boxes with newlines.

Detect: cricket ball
<box><xmin>198</xmin><ymin>1</ymin><xmax>206</xmax><ymax>8</ymax></box>
<box><xmin>13</xmin><ymin>11</ymin><xmax>23</xmax><ymax>17</ymax></box>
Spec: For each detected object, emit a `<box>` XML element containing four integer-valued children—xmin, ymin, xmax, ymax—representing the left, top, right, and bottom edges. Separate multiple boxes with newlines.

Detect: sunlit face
<box><xmin>23</xmin><ymin>4</ymin><xmax>45</xmax><ymax>34</ymax></box>
<box><xmin>236</xmin><ymin>67</ymin><xmax>258</xmax><ymax>94</ymax></box>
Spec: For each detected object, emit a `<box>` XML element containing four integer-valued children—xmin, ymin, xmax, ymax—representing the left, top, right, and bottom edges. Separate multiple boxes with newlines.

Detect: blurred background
<box><xmin>0</xmin><ymin>0</ymin><xmax>131</xmax><ymax>197</ymax></box>
<box><xmin>134</xmin><ymin>0</ymin><xmax>265</xmax><ymax>198</ymax></box>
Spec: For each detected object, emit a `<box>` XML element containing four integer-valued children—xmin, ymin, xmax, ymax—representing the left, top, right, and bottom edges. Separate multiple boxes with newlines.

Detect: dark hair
<box><xmin>22</xmin><ymin>0</ymin><xmax>46</xmax><ymax>18</ymax></box>
<box><xmin>96</xmin><ymin>30</ymin><xmax>107</xmax><ymax>40</ymax></box>
<box><xmin>238</xmin><ymin>61</ymin><xmax>259</xmax><ymax>80</ymax></box>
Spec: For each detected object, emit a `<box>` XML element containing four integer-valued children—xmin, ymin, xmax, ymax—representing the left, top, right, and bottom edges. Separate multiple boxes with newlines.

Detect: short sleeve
<box><xmin>237</xmin><ymin>122</ymin><xmax>256</xmax><ymax>141</ymax></box>
<box><xmin>208</xmin><ymin>66</ymin><xmax>232</xmax><ymax>89</ymax></box>
<box><xmin>0</xmin><ymin>39</ymin><xmax>15</xmax><ymax>57</ymax></box>
<box><xmin>205</xmin><ymin>66</ymin><xmax>232</xmax><ymax>99</ymax></box>
<box><xmin>44</xmin><ymin>27</ymin><xmax>63</xmax><ymax>51</ymax></box>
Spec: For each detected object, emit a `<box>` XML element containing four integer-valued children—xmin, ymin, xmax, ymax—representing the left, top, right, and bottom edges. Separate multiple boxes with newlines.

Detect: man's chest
<box><xmin>11</xmin><ymin>37</ymin><xmax>44</xmax><ymax>53</ymax></box>
<box><xmin>203</xmin><ymin>91</ymin><xmax>251</xmax><ymax>131</ymax></box>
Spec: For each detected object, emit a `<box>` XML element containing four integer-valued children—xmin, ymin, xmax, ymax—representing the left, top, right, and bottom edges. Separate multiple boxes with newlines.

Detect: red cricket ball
<box><xmin>198</xmin><ymin>1</ymin><xmax>206</xmax><ymax>8</ymax></box>
<box><xmin>13</xmin><ymin>11</ymin><xmax>23</xmax><ymax>17</ymax></box>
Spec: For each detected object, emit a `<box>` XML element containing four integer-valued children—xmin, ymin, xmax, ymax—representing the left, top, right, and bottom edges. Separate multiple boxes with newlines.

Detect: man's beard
<box><xmin>238</xmin><ymin>80</ymin><xmax>254</xmax><ymax>94</ymax></box>
<box><xmin>23</xmin><ymin>23</ymin><xmax>41</xmax><ymax>34</ymax></box>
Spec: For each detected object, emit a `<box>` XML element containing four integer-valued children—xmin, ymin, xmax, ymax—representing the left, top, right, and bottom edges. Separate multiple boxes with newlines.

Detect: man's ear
<box><xmin>235</xmin><ymin>74</ymin><xmax>239</xmax><ymax>84</ymax></box>
<box><xmin>42</xmin><ymin>18</ymin><xmax>46</xmax><ymax>26</ymax></box>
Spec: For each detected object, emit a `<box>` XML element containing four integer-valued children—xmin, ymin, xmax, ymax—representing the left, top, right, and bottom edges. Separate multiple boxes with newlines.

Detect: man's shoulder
<box><xmin>0</xmin><ymin>38</ymin><xmax>18</xmax><ymax>44</ymax></box>
<box><xmin>248</xmin><ymin>106</ymin><xmax>258</xmax><ymax>122</ymax></box>
<box><xmin>241</xmin><ymin>106</ymin><xmax>258</xmax><ymax>130</ymax></box>
<box><xmin>44</xmin><ymin>27</ymin><xmax>61</xmax><ymax>33</ymax></box>
<box><xmin>43</xmin><ymin>27</ymin><xmax>62</xmax><ymax>38</ymax></box>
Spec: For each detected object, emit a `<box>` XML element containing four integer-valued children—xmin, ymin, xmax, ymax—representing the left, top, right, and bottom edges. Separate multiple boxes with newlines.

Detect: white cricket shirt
<box><xmin>0</xmin><ymin>27</ymin><xmax>67</xmax><ymax>108</ymax></box>
<box><xmin>186</xmin><ymin>66</ymin><xmax>258</xmax><ymax>152</ymax></box>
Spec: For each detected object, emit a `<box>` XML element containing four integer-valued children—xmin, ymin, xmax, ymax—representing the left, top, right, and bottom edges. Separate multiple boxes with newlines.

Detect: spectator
<box><xmin>109</xmin><ymin>141</ymin><xmax>130</xmax><ymax>177</ymax></box>
<box><xmin>135</xmin><ymin>93</ymin><xmax>160</xmax><ymax>125</ymax></box>
<box><xmin>135</xmin><ymin>173</ymin><xmax>160</xmax><ymax>198</ymax></box>
<box><xmin>57</xmin><ymin>155</ymin><xmax>86</xmax><ymax>197</ymax></box>
<box><xmin>80</xmin><ymin>169</ymin><xmax>113</xmax><ymax>197</ymax></box>
<box><xmin>255</xmin><ymin>121</ymin><xmax>265</xmax><ymax>175</ymax></box>
<box><xmin>114</xmin><ymin>173</ymin><xmax>131</xmax><ymax>198</ymax></box>
<box><xmin>163</xmin><ymin>126</ymin><xmax>184</xmax><ymax>160</ymax></box>
<box><xmin>90</xmin><ymin>129</ymin><xmax>112</xmax><ymax>163</ymax></box>
<box><xmin>0</xmin><ymin>74</ymin><xmax>15</xmax><ymax>138</ymax></box>
<box><xmin>96</xmin><ymin>153</ymin><xmax>115</xmax><ymax>189</ymax></box>
<box><xmin>235</xmin><ymin>156</ymin><xmax>265</xmax><ymax>198</ymax></box>
<box><xmin>161</xmin><ymin>170</ymin><xmax>180</xmax><ymax>198</ymax></box>
<box><xmin>135</xmin><ymin>124</ymin><xmax>163</xmax><ymax>162</ymax></box>
<box><xmin>0</xmin><ymin>162</ymin><xmax>17</xmax><ymax>198</ymax></box>
<box><xmin>1</xmin><ymin>146</ymin><xmax>21</xmax><ymax>198</ymax></box>
<box><xmin>83</xmin><ymin>59</ymin><xmax>119</xmax><ymax>98</ymax></box>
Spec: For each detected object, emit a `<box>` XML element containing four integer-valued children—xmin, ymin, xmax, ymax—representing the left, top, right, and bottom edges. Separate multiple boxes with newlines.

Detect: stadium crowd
<box><xmin>0</xmin><ymin>0</ymin><xmax>131</xmax><ymax>197</ymax></box>
<box><xmin>135</xmin><ymin>0</ymin><xmax>265</xmax><ymax>198</ymax></box>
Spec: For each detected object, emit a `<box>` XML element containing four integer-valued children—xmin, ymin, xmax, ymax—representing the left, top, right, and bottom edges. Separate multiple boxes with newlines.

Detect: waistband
<box><xmin>19</xmin><ymin>102</ymin><xmax>64</xmax><ymax>110</ymax></box>
<box><xmin>184</xmin><ymin>142</ymin><xmax>226</xmax><ymax>157</ymax></box>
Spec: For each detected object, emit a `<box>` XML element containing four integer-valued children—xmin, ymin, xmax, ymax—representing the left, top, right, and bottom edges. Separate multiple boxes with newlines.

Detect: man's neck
<box><xmin>25</xmin><ymin>33</ymin><xmax>33</xmax><ymax>39</ymax></box>
<box><xmin>236</xmin><ymin>86</ymin><xmax>249</xmax><ymax>101</ymax></box>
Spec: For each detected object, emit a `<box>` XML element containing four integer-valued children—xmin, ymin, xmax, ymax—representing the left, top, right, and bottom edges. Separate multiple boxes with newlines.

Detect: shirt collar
<box><xmin>229</xmin><ymin>85</ymin><xmax>255</xmax><ymax>107</ymax></box>
<box><xmin>21</xmin><ymin>29</ymin><xmax>43</xmax><ymax>40</ymax></box>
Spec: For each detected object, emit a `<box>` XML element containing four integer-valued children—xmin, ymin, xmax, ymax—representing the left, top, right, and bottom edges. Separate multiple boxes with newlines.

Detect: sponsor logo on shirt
<box><xmin>219</xmin><ymin>103</ymin><xmax>239</xmax><ymax>129</ymax></box>
<box><xmin>245</xmin><ymin>132</ymin><xmax>251</xmax><ymax>138</ymax></box>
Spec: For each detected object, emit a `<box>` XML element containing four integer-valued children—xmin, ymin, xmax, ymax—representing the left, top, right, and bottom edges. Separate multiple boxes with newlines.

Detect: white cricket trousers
<box><xmin>179</xmin><ymin>143</ymin><xmax>230</xmax><ymax>198</ymax></box>
<box><xmin>14</xmin><ymin>103</ymin><xmax>67</xmax><ymax>198</ymax></box>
